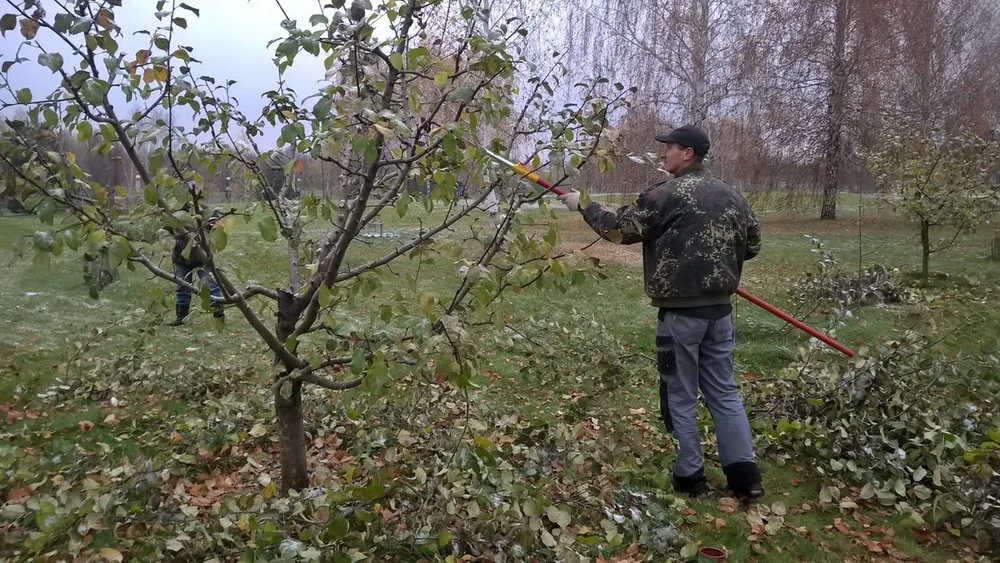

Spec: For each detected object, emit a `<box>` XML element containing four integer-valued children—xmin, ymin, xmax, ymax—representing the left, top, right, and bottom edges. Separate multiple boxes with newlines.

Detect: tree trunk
<box><xmin>275</xmin><ymin>380</ymin><xmax>308</xmax><ymax>493</ymax></box>
<box><xmin>991</xmin><ymin>231</ymin><xmax>1000</xmax><ymax>260</ymax></box>
<box><xmin>275</xmin><ymin>291</ymin><xmax>307</xmax><ymax>493</ymax></box>
<box><xmin>686</xmin><ymin>0</ymin><xmax>711</xmax><ymax>126</ymax></box>
<box><xmin>921</xmin><ymin>220</ymin><xmax>930</xmax><ymax>281</ymax></box>
<box><xmin>821</xmin><ymin>0</ymin><xmax>850</xmax><ymax>221</ymax></box>
<box><xmin>288</xmin><ymin>220</ymin><xmax>301</xmax><ymax>293</ymax></box>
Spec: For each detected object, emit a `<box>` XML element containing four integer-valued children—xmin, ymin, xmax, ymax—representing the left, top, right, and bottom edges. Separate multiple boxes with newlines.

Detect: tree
<box><xmin>749</xmin><ymin>0</ymin><xmax>894</xmax><ymax>220</ymax></box>
<box><xmin>561</xmin><ymin>0</ymin><xmax>760</xmax><ymax>127</ymax></box>
<box><xmin>868</xmin><ymin>124</ymin><xmax>1000</xmax><ymax>281</ymax></box>
<box><xmin>0</xmin><ymin>0</ymin><xmax>631</xmax><ymax>492</ymax></box>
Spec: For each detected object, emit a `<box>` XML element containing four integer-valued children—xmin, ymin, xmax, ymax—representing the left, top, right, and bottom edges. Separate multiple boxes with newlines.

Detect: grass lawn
<box><xmin>1</xmin><ymin>197</ymin><xmax>998</xmax><ymax>562</ymax></box>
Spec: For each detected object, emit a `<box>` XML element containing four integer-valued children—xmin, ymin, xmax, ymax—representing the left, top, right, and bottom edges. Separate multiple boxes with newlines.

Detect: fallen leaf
<box><xmin>719</xmin><ymin>496</ymin><xmax>739</xmax><ymax>514</ymax></box>
<box><xmin>6</xmin><ymin>486</ymin><xmax>32</xmax><ymax>504</ymax></box>
<box><xmin>865</xmin><ymin>541</ymin><xmax>884</xmax><ymax>554</ymax></box>
<box><xmin>834</xmin><ymin>518</ymin><xmax>851</xmax><ymax>535</ymax></box>
<box><xmin>78</xmin><ymin>420</ymin><xmax>95</xmax><ymax>432</ymax></box>
<box><xmin>628</xmin><ymin>408</ymin><xmax>646</xmax><ymax>415</ymax></box>
<box><xmin>97</xmin><ymin>547</ymin><xmax>124</xmax><ymax>562</ymax></box>
<box><xmin>714</xmin><ymin>517</ymin><xmax>726</xmax><ymax>530</ymax></box>
<box><xmin>5</xmin><ymin>409</ymin><xmax>24</xmax><ymax>425</ymax></box>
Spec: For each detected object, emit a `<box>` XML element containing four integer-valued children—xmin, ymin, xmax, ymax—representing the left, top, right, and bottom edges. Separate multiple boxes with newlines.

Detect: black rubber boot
<box><xmin>723</xmin><ymin>461</ymin><xmax>764</xmax><ymax>499</ymax></box>
<box><xmin>166</xmin><ymin>305</ymin><xmax>189</xmax><ymax>326</ymax></box>
<box><xmin>672</xmin><ymin>467</ymin><xmax>709</xmax><ymax>498</ymax></box>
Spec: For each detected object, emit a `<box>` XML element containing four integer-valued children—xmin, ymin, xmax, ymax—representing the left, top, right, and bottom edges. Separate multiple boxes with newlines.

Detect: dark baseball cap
<box><xmin>654</xmin><ymin>124</ymin><xmax>710</xmax><ymax>156</ymax></box>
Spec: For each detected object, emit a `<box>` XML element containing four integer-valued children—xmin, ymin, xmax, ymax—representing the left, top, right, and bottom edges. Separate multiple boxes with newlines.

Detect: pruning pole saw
<box><xmin>482</xmin><ymin>148</ymin><xmax>856</xmax><ymax>358</ymax></box>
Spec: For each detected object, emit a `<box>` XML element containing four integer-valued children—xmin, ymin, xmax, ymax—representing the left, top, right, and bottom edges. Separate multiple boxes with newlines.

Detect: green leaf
<box><xmin>394</xmin><ymin>193</ymin><xmax>409</xmax><ymax>218</ymax></box>
<box><xmin>42</xmin><ymin>107</ymin><xmax>57</xmax><ymax>126</ymax></box>
<box><xmin>310</xmin><ymin>14</ymin><xmax>329</xmax><ymax>26</ymax></box>
<box><xmin>434</xmin><ymin>70</ymin><xmax>449</xmax><ymax>88</ymax></box>
<box><xmin>313</xmin><ymin>97</ymin><xmax>332</xmax><ymax>120</ymax></box>
<box><xmin>64</xmin><ymin>229</ymin><xmax>81</xmax><ymax>251</ymax></box>
<box><xmin>446</xmin><ymin>86</ymin><xmax>475</xmax><ymax>102</ymax></box>
<box><xmin>419</xmin><ymin>293</ymin><xmax>436</xmax><ymax>319</ymax></box>
<box><xmin>380</xmin><ymin>305</ymin><xmax>392</xmax><ymax>323</ymax></box>
<box><xmin>77</xmin><ymin>121</ymin><xmax>93</xmax><ymax>142</ymax></box>
<box><xmin>143</xmin><ymin>185</ymin><xmax>158</xmax><ymax>205</ymax></box>
<box><xmin>258</xmin><ymin>216</ymin><xmax>278</xmax><ymax>242</ymax></box>
<box><xmin>37</xmin><ymin>199</ymin><xmax>56</xmax><ymax>225</ymax></box>
<box><xmin>38</xmin><ymin>52</ymin><xmax>64</xmax><ymax>73</ymax></box>
<box><xmin>363</xmin><ymin>141</ymin><xmax>377</xmax><ymax>165</ymax></box>
<box><xmin>680</xmin><ymin>542</ymin><xmax>698</xmax><ymax>559</ymax></box>
<box><xmin>1</xmin><ymin>14</ymin><xmax>17</xmax><ymax>37</ymax></box>
<box><xmin>15</xmin><ymin>88</ymin><xmax>31</xmax><ymax>104</ymax></box>
<box><xmin>328</xmin><ymin>514</ymin><xmax>349</xmax><ymax>539</ymax></box>
<box><xmin>178</xmin><ymin>3</ymin><xmax>200</xmax><ymax>16</ymax></box>
<box><xmin>69</xmin><ymin>16</ymin><xmax>93</xmax><ymax>34</ymax></box>
<box><xmin>53</xmin><ymin>13</ymin><xmax>74</xmax><ymax>33</ymax></box>
<box><xmin>437</xmin><ymin>530</ymin><xmax>453</xmax><ymax>547</ymax></box>
<box><xmin>318</xmin><ymin>284</ymin><xmax>332</xmax><ymax>308</ymax></box>
<box><xmin>81</xmin><ymin>80</ymin><xmax>107</xmax><ymax>105</ymax></box>
<box><xmin>389</xmin><ymin>52</ymin><xmax>403</xmax><ymax>69</ymax></box>
<box><xmin>209</xmin><ymin>227</ymin><xmax>227</xmax><ymax>252</ymax></box>
<box><xmin>349</xmin><ymin>348</ymin><xmax>366</xmax><ymax>375</ymax></box>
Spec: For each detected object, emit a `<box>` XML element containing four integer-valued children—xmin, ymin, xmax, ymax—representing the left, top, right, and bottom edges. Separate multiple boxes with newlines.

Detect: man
<box><xmin>167</xmin><ymin>208</ymin><xmax>225</xmax><ymax>326</ymax></box>
<box><xmin>557</xmin><ymin>124</ymin><xmax>764</xmax><ymax>499</ymax></box>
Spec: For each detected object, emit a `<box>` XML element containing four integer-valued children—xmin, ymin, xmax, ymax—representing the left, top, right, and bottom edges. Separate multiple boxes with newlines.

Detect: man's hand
<box><xmin>557</xmin><ymin>190</ymin><xmax>581</xmax><ymax>212</ymax></box>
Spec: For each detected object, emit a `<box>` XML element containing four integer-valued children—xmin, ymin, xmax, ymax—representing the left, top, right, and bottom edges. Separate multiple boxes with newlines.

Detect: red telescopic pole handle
<box><xmin>735</xmin><ymin>289</ymin><xmax>855</xmax><ymax>357</ymax></box>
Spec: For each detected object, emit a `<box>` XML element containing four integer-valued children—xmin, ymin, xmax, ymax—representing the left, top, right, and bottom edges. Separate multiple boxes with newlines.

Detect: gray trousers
<box><xmin>657</xmin><ymin>311</ymin><xmax>756</xmax><ymax>477</ymax></box>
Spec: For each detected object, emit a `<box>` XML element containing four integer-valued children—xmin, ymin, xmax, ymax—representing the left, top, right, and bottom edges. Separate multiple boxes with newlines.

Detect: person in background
<box><xmin>167</xmin><ymin>207</ymin><xmax>225</xmax><ymax>326</ymax></box>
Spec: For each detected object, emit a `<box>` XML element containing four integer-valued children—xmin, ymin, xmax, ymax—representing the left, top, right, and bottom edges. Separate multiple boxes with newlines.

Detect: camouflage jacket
<box><xmin>580</xmin><ymin>164</ymin><xmax>761</xmax><ymax>308</ymax></box>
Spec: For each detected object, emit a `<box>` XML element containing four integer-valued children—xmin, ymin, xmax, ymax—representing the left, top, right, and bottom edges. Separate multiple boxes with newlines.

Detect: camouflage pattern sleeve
<box><xmin>580</xmin><ymin>187</ymin><xmax>673</xmax><ymax>245</ymax></box>
<box><xmin>745</xmin><ymin>208</ymin><xmax>761</xmax><ymax>260</ymax></box>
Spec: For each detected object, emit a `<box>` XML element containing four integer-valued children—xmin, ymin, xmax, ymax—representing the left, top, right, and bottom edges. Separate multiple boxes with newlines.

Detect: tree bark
<box><xmin>275</xmin><ymin>291</ymin><xmax>307</xmax><ymax>493</ymax></box>
<box><xmin>275</xmin><ymin>380</ymin><xmax>308</xmax><ymax>493</ymax></box>
<box><xmin>288</xmin><ymin>219</ymin><xmax>301</xmax><ymax>293</ymax></box>
<box><xmin>921</xmin><ymin>220</ymin><xmax>930</xmax><ymax>281</ymax></box>
<box><xmin>821</xmin><ymin>0</ymin><xmax>850</xmax><ymax>220</ymax></box>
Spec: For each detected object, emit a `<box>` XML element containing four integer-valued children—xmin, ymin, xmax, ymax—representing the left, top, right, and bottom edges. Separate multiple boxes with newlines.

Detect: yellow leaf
<box><xmin>98</xmin><ymin>547</ymin><xmax>124</xmax><ymax>562</ymax></box>
<box><xmin>96</xmin><ymin>8</ymin><xmax>114</xmax><ymax>29</ymax></box>
<box><xmin>292</xmin><ymin>159</ymin><xmax>306</xmax><ymax>173</ymax></box>
<box><xmin>136</xmin><ymin>49</ymin><xmax>151</xmax><ymax>65</ymax></box>
<box><xmin>153</xmin><ymin>66</ymin><xmax>168</xmax><ymax>82</ymax></box>
<box><xmin>373</xmin><ymin>124</ymin><xmax>395</xmax><ymax>138</ymax></box>
<box><xmin>19</xmin><ymin>18</ymin><xmax>39</xmax><ymax>40</ymax></box>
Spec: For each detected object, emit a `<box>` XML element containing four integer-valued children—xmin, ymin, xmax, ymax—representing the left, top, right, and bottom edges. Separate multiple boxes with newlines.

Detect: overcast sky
<box><xmin>2</xmin><ymin>0</ymin><xmax>394</xmax><ymax>146</ymax></box>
